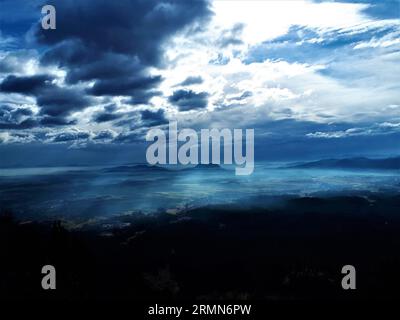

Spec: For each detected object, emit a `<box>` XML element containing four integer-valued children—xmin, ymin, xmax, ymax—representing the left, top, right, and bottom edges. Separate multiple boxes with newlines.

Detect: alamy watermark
<box><xmin>41</xmin><ymin>5</ymin><xmax>56</xmax><ymax>30</ymax></box>
<box><xmin>146</xmin><ymin>122</ymin><xmax>254</xmax><ymax>175</ymax></box>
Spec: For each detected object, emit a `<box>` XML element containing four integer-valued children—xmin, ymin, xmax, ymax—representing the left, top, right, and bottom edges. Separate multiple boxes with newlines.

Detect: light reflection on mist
<box><xmin>0</xmin><ymin>163</ymin><xmax>399</xmax><ymax>222</ymax></box>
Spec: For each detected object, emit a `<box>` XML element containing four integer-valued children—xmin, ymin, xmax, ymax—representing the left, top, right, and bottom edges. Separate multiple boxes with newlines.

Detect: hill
<box><xmin>288</xmin><ymin>157</ymin><xmax>400</xmax><ymax>170</ymax></box>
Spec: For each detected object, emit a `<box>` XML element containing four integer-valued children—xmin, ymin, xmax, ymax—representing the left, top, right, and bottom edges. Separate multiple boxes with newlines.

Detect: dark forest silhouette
<box><xmin>1</xmin><ymin>194</ymin><xmax>400</xmax><ymax>300</ymax></box>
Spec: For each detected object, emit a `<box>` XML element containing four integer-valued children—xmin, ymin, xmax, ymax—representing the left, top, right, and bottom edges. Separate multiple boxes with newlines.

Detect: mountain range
<box><xmin>288</xmin><ymin>157</ymin><xmax>400</xmax><ymax>170</ymax></box>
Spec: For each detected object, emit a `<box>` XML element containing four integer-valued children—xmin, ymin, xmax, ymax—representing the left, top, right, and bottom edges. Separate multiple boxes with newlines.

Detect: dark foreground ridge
<box><xmin>1</xmin><ymin>194</ymin><xmax>400</xmax><ymax>301</ymax></box>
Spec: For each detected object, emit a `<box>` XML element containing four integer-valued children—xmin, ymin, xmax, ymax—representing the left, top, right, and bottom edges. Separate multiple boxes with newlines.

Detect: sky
<box><xmin>0</xmin><ymin>0</ymin><xmax>399</xmax><ymax>166</ymax></box>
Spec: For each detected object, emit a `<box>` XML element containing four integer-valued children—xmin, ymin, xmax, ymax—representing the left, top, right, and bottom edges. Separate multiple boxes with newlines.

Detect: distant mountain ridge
<box><xmin>182</xmin><ymin>163</ymin><xmax>222</xmax><ymax>170</ymax></box>
<box><xmin>104</xmin><ymin>164</ymin><xmax>169</xmax><ymax>172</ymax></box>
<box><xmin>288</xmin><ymin>157</ymin><xmax>400</xmax><ymax>170</ymax></box>
<box><xmin>104</xmin><ymin>163</ymin><xmax>224</xmax><ymax>173</ymax></box>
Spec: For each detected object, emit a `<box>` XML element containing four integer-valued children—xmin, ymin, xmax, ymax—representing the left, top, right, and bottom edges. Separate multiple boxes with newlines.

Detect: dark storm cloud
<box><xmin>168</xmin><ymin>89</ymin><xmax>209</xmax><ymax>111</ymax></box>
<box><xmin>110</xmin><ymin>108</ymin><xmax>168</xmax><ymax>130</ymax></box>
<box><xmin>44</xmin><ymin>48</ymin><xmax>143</xmax><ymax>85</ymax></box>
<box><xmin>41</xmin><ymin>41</ymin><xmax>161</xmax><ymax>105</ymax></box>
<box><xmin>0</xmin><ymin>74</ymin><xmax>53</xmax><ymax>94</ymax></box>
<box><xmin>90</xmin><ymin>104</ymin><xmax>120</xmax><ymax>124</ymax></box>
<box><xmin>0</xmin><ymin>103</ymin><xmax>77</xmax><ymax>129</ymax></box>
<box><xmin>35</xmin><ymin>0</ymin><xmax>211</xmax><ymax>65</ymax></box>
<box><xmin>93</xmin><ymin>112</ymin><xmax>123</xmax><ymax>123</ymax></box>
<box><xmin>65</xmin><ymin>53</ymin><xmax>142</xmax><ymax>85</ymax></box>
<box><xmin>34</xmin><ymin>86</ymin><xmax>92</xmax><ymax>117</ymax></box>
<box><xmin>34</xmin><ymin>0</ymin><xmax>212</xmax><ymax>102</ymax></box>
<box><xmin>0</xmin><ymin>119</ymin><xmax>37</xmax><ymax>130</ymax></box>
<box><xmin>1</xmin><ymin>0</ymin><xmax>212</xmax><ymax>139</ymax></box>
<box><xmin>87</xmin><ymin>75</ymin><xmax>163</xmax><ymax>97</ymax></box>
<box><xmin>0</xmin><ymin>74</ymin><xmax>92</xmax><ymax>122</ymax></box>
<box><xmin>0</xmin><ymin>104</ymin><xmax>37</xmax><ymax>129</ymax></box>
<box><xmin>127</xmin><ymin>90</ymin><xmax>162</xmax><ymax>105</ymax></box>
<box><xmin>0</xmin><ymin>114</ymin><xmax>76</xmax><ymax>129</ymax></box>
<box><xmin>40</xmin><ymin>39</ymin><xmax>95</xmax><ymax>69</ymax></box>
<box><xmin>39</xmin><ymin>116</ymin><xmax>77</xmax><ymax>127</ymax></box>
<box><xmin>140</xmin><ymin>109</ymin><xmax>168</xmax><ymax>126</ymax></box>
<box><xmin>178</xmin><ymin>76</ymin><xmax>204</xmax><ymax>86</ymax></box>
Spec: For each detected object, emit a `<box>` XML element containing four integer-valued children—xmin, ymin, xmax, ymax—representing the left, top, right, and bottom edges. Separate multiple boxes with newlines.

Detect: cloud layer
<box><xmin>0</xmin><ymin>0</ymin><xmax>399</xmax><ymax>162</ymax></box>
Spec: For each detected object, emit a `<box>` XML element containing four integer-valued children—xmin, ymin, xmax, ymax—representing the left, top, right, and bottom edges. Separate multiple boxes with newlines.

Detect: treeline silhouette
<box><xmin>1</xmin><ymin>194</ymin><xmax>400</xmax><ymax>301</ymax></box>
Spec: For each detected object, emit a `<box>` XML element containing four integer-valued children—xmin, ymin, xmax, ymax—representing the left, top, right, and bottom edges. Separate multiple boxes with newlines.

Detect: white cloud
<box><xmin>211</xmin><ymin>0</ymin><xmax>370</xmax><ymax>45</ymax></box>
<box><xmin>154</xmin><ymin>0</ymin><xmax>400</xmax><ymax>131</ymax></box>
<box><xmin>307</xmin><ymin>122</ymin><xmax>400</xmax><ymax>139</ymax></box>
